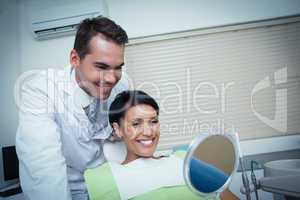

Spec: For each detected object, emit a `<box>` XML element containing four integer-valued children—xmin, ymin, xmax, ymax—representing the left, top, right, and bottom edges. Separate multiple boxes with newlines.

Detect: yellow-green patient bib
<box><xmin>84</xmin><ymin>151</ymin><xmax>217</xmax><ymax>200</ymax></box>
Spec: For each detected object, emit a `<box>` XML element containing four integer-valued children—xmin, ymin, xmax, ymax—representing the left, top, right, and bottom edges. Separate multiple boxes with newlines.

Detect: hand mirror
<box><xmin>183</xmin><ymin>133</ymin><xmax>239</xmax><ymax>199</ymax></box>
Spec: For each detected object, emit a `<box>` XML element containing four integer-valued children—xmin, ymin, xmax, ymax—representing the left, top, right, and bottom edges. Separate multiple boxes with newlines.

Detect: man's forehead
<box><xmin>89</xmin><ymin>34</ymin><xmax>124</xmax><ymax>52</ymax></box>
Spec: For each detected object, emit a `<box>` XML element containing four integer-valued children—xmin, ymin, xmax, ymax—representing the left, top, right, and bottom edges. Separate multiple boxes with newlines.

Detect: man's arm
<box><xmin>16</xmin><ymin>74</ymin><xmax>71</xmax><ymax>200</ymax></box>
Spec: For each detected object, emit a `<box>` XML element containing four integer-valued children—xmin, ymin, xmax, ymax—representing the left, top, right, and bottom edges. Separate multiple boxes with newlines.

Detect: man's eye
<box><xmin>96</xmin><ymin>66</ymin><xmax>107</xmax><ymax>70</ymax></box>
<box><xmin>115</xmin><ymin>67</ymin><xmax>122</xmax><ymax>71</ymax></box>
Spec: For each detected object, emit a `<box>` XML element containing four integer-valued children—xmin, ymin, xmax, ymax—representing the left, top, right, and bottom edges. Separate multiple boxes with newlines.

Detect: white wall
<box><xmin>0</xmin><ymin>0</ymin><xmax>20</xmax><ymax>186</ymax></box>
<box><xmin>19</xmin><ymin>0</ymin><xmax>300</xmax><ymax>71</ymax></box>
<box><xmin>18</xmin><ymin>1</ymin><xmax>74</xmax><ymax>71</ymax></box>
<box><xmin>108</xmin><ymin>0</ymin><xmax>300</xmax><ymax>38</ymax></box>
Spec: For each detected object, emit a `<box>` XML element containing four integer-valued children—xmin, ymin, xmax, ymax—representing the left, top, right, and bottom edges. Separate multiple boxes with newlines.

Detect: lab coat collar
<box><xmin>63</xmin><ymin>66</ymin><xmax>94</xmax><ymax>108</ymax></box>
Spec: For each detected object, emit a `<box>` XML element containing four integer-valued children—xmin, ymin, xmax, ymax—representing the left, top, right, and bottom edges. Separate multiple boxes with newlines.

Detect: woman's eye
<box><xmin>151</xmin><ymin>120</ymin><xmax>159</xmax><ymax>124</ymax></box>
<box><xmin>132</xmin><ymin>122</ymin><xmax>140</xmax><ymax>127</ymax></box>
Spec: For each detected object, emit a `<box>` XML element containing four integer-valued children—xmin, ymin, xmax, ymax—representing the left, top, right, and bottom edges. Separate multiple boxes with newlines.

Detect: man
<box><xmin>16</xmin><ymin>16</ymin><xmax>129</xmax><ymax>200</ymax></box>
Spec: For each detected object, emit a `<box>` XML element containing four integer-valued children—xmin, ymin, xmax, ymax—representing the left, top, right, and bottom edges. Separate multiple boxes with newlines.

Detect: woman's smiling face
<box><xmin>113</xmin><ymin>104</ymin><xmax>160</xmax><ymax>163</ymax></box>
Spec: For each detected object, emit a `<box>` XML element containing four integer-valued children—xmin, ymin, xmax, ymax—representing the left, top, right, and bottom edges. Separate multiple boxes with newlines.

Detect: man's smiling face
<box><xmin>71</xmin><ymin>34</ymin><xmax>125</xmax><ymax>100</ymax></box>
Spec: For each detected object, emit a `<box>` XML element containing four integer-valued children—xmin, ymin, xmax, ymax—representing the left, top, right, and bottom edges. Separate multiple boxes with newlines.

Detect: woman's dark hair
<box><xmin>109</xmin><ymin>90</ymin><xmax>159</xmax><ymax>125</ymax></box>
<box><xmin>74</xmin><ymin>15</ymin><xmax>128</xmax><ymax>59</ymax></box>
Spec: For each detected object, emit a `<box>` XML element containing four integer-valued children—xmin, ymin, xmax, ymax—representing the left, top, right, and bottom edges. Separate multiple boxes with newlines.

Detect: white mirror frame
<box><xmin>183</xmin><ymin>132</ymin><xmax>240</xmax><ymax>199</ymax></box>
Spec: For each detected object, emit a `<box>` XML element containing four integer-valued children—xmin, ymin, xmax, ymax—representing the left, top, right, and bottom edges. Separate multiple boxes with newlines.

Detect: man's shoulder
<box><xmin>21</xmin><ymin>68</ymin><xmax>69</xmax><ymax>92</ymax></box>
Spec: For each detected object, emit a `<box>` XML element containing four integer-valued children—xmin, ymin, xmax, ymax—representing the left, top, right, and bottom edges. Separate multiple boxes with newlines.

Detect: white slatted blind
<box><xmin>125</xmin><ymin>17</ymin><xmax>300</xmax><ymax>150</ymax></box>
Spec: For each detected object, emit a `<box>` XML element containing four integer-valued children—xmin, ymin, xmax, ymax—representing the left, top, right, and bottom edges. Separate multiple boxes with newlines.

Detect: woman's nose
<box><xmin>142</xmin><ymin>124</ymin><xmax>154</xmax><ymax>136</ymax></box>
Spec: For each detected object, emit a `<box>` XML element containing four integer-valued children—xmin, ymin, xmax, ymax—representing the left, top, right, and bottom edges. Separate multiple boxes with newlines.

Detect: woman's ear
<box><xmin>112</xmin><ymin>122</ymin><xmax>123</xmax><ymax>138</ymax></box>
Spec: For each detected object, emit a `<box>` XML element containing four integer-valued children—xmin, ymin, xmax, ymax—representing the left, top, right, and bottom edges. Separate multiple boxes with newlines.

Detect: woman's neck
<box><xmin>121</xmin><ymin>153</ymin><xmax>163</xmax><ymax>165</ymax></box>
<box><xmin>122</xmin><ymin>153</ymin><xmax>139</xmax><ymax>165</ymax></box>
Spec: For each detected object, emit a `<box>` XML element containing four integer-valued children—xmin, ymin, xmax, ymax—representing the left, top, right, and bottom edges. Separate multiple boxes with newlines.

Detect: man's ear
<box><xmin>70</xmin><ymin>49</ymin><xmax>80</xmax><ymax>68</ymax></box>
<box><xmin>112</xmin><ymin>122</ymin><xmax>123</xmax><ymax>138</ymax></box>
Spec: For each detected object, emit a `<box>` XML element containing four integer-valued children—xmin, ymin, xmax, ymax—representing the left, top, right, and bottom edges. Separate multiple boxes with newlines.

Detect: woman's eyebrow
<box><xmin>151</xmin><ymin>116</ymin><xmax>159</xmax><ymax>121</ymax></box>
<box><xmin>131</xmin><ymin>118</ymin><xmax>143</xmax><ymax>122</ymax></box>
<box><xmin>133</xmin><ymin>116</ymin><xmax>158</xmax><ymax>121</ymax></box>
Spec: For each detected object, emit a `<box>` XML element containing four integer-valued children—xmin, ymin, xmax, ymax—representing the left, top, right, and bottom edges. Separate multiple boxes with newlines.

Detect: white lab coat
<box><xmin>16</xmin><ymin>67</ymin><xmax>129</xmax><ymax>200</ymax></box>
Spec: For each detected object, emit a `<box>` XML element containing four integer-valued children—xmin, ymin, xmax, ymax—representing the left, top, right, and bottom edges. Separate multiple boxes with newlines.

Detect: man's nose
<box><xmin>104</xmin><ymin>69</ymin><xmax>118</xmax><ymax>84</ymax></box>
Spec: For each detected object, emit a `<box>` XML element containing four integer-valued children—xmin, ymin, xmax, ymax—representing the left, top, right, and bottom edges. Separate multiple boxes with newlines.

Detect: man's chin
<box><xmin>85</xmin><ymin>85</ymin><xmax>114</xmax><ymax>100</ymax></box>
<box><xmin>96</xmin><ymin>91</ymin><xmax>112</xmax><ymax>100</ymax></box>
<box><xmin>97</xmin><ymin>95</ymin><xmax>109</xmax><ymax>100</ymax></box>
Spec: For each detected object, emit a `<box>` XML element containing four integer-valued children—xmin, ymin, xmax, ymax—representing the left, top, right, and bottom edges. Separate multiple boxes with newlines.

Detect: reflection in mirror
<box><xmin>185</xmin><ymin>134</ymin><xmax>238</xmax><ymax>197</ymax></box>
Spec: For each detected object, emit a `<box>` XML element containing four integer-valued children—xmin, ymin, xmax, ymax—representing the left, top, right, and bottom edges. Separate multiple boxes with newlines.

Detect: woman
<box><xmin>84</xmin><ymin>90</ymin><xmax>239</xmax><ymax>200</ymax></box>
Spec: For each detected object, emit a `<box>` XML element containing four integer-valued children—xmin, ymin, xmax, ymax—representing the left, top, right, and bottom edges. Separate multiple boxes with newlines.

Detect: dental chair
<box><xmin>103</xmin><ymin>141</ymin><xmax>127</xmax><ymax>163</ymax></box>
<box><xmin>86</xmin><ymin>141</ymin><xmax>205</xmax><ymax>200</ymax></box>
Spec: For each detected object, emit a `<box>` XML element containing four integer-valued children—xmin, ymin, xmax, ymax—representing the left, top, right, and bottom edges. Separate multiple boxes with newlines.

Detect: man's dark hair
<box><xmin>109</xmin><ymin>90</ymin><xmax>159</xmax><ymax>125</ymax></box>
<box><xmin>74</xmin><ymin>16</ymin><xmax>128</xmax><ymax>59</ymax></box>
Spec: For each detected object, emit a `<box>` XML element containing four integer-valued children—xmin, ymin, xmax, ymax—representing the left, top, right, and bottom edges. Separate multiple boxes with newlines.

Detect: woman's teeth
<box><xmin>137</xmin><ymin>139</ymin><xmax>153</xmax><ymax>146</ymax></box>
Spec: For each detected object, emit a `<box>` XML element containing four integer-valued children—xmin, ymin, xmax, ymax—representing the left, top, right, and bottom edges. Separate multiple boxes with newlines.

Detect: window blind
<box><xmin>125</xmin><ymin>16</ymin><xmax>300</xmax><ymax>150</ymax></box>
